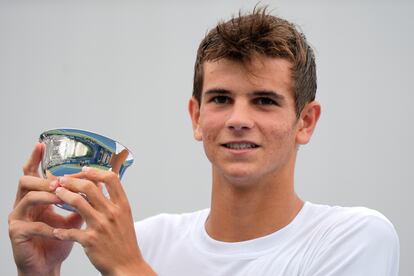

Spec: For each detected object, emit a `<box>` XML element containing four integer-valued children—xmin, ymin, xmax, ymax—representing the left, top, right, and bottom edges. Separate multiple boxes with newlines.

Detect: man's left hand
<box><xmin>52</xmin><ymin>167</ymin><xmax>155</xmax><ymax>276</ymax></box>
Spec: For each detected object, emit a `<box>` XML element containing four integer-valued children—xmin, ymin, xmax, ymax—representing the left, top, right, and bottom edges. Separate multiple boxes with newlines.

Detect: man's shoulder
<box><xmin>306</xmin><ymin>202</ymin><xmax>396</xmax><ymax>232</ymax></box>
<box><xmin>304</xmin><ymin>202</ymin><xmax>398</xmax><ymax>243</ymax></box>
<box><xmin>301</xmin><ymin>202</ymin><xmax>400</xmax><ymax>275</ymax></box>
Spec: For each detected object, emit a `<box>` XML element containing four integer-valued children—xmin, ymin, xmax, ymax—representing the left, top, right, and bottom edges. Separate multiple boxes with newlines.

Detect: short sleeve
<box><xmin>303</xmin><ymin>213</ymin><xmax>400</xmax><ymax>276</ymax></box>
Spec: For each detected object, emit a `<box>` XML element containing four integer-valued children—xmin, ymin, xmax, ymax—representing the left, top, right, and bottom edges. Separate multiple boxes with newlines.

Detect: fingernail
<box><xmin>82</xmin><ymin>166</ymin><xmax>90</xmax><ymax>172</ymax></box>
<box><xmin>59</xmin><ymin>176</ymin><xmax>66</xmax><ymax>185</ymax></box>
<box><xmin>55</xmin><ymin>187</ymin><xmax>64</xmax><ymax>194</ymax></box>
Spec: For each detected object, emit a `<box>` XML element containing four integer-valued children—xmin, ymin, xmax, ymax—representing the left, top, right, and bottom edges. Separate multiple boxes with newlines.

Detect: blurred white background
<box><xmin>1</xmin><ymin>1</ymin><xmax>412</xmax><ymax>275</ymax></box>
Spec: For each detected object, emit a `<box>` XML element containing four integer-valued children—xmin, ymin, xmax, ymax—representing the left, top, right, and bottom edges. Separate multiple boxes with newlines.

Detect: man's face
<box><xmin>189</xmin><ymin>56</ymin><xmax>309</xmax><ymax>185</ymax></box>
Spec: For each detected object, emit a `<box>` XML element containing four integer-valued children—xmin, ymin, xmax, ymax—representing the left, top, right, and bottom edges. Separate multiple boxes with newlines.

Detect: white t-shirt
<box><xmin>134</xmin><ymin>202</ymin><xmax>399</xmax><ymax>276</ymax></box>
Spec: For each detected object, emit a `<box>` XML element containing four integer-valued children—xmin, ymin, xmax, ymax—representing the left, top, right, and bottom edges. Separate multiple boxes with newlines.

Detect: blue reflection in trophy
<box><xmin>39</xmin><ymin>129</ymin><xmax>133</xmax><ymax>211</ymax></box>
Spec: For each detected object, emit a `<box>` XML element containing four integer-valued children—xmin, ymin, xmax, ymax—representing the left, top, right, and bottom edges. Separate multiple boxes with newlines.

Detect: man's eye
<box><xmin>211</xmin><ymin>96</ymin><xmax>230</xmax><ymax>104</ymax></box>
<box><xmin>255</xmin><ymin>97</ymin><xmax>277</xmax><ymax>106</ymax></box>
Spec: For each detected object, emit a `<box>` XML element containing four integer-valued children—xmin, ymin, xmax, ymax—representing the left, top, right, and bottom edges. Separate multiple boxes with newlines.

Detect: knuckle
<box><xmin>8</xmin><ymin>221</ymin><xmax>17</xmax><ymax>238</ymax></box>
<box><xmin>7</xmin><ymin>212</ymin><xmax>15</xmax><ymax>226</ymax></box>
<box><xmin>106</xmin><ymin>206</ymin><xmax>119</xmax><ymax>223</ymax></box>
<box><xmin>18</xmin><ymin>176</ymin><xmax>27</xmax><ymax>189</ymax></box>
<box><xmin>84</xmin><ymin>231</ymin><xmax>97</xmax><ymax>247</ymax></box>
<box><xmin>104</xmin><ymin>171</ymin><xmax>118</xmax><ymax>184</ymax></box>
<box><xmin>83</xmin><ymin>167</ymin><xmax>96</xmax><ymax>179</ymax></box>
<box><xmin>94</xmin><ymin>215</ymin><xmax>106</xmax><ymax>231</ymax></box>
<box><xmin>25</xmin><ymin>190</ymin><xmax>36</xmax><ymax>201</ymax></box>
<box><xmin>83</xmin><ymin>180</ymin><xmax>96</xmax><ymax>194</ymax></box>
<box><xmin>8</xmin><ymin>220</ymin><xmax>23</xmax><ymax>240</ymax></box>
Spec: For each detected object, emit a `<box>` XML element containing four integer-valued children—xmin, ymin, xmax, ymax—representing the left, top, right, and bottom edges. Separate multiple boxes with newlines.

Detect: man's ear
<box><xmin>295</xmin><ymin>101</ymin><xmax>321</xmax><ymax>145</ymax></box>
<box><xmin>188</xmin><ymin>97</ymin><xmax>203</xmax><ymax>141</ymax></box>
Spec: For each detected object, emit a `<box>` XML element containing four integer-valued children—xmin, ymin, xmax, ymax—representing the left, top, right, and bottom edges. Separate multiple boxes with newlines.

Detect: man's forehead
<box><xmin>202</xmin><ymin>56</ymin><xmax>294</xmax><ymax>96</ymax></box>
<box><xmin>203</xmin><ymin>55</ymin><xmax>292</xmax><ymax>73</ymax></box>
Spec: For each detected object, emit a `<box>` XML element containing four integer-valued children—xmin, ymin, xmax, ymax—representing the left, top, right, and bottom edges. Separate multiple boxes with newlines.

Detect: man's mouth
<box><xmin>221</xmin><ymin>142</ymin><xmax>259</xmax><ymax>150</ymax></box>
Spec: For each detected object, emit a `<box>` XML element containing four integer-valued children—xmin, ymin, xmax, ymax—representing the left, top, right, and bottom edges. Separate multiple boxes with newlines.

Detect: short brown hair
<box><xmin>192</xmin><ymin>7</ymin><xmax>317</xmax><ymax>117</ymax></box>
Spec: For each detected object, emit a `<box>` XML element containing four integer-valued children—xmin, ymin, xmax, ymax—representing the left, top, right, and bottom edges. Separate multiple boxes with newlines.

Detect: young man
<box><xmin>9</xmin><ymin>8</ymin><xmax>399</xmax><ymax>276</ymax></box>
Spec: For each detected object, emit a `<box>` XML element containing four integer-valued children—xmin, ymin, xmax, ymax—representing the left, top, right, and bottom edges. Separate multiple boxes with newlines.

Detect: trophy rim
<box><xmin>39</xmin><ymin>128</ymin><xmax>134</xmax><ymax>160</ymax></box>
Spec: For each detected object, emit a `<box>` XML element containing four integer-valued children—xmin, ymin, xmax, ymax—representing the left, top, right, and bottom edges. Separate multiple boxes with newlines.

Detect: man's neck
<box><xmin>205</xmin><ymin>170</ymin><xmax>303</xmax><ymax>242</ymax></box>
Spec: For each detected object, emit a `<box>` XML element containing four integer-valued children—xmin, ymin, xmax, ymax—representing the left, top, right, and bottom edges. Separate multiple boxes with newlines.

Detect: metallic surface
<box><xmin>39</xmin><ymin>129</ymin><xmax>133</xmax><ymax>211</ymax></box>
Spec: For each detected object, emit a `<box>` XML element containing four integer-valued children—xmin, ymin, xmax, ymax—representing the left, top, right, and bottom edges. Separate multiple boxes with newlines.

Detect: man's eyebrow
<box><xmin>204</xmin><ymin>89</ymin><xmax>285</xmax><ymax>102</ymax></box>
<box><xmin>204</xmin><ymin>88</ymin><xmax>231</xmax><ymax>95</ymax></box>
<box><xmin>250</xmin><ymin>90</ymin><xmax>285</xmax><ymax>102</ymax></box>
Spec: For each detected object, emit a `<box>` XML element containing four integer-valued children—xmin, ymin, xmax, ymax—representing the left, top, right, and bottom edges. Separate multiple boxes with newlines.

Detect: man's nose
<box><xmin>224</xmin><ymin>101</ymin><xmax>255</xmax><ymax>131</ymax></box>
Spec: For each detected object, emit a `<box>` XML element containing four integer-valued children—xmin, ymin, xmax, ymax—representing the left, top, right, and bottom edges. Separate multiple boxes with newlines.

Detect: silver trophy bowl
<box><xmin>39</xmin><ymin>128</ymin><xmax>133</xmax><ymax>211</ymax></box>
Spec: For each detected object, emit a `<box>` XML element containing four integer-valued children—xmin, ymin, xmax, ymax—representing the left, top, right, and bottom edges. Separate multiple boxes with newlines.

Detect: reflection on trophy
<box><xmin>39</xmin><ymin>129</ymin><xmax>134</xmax><ymax>211</ymax></box>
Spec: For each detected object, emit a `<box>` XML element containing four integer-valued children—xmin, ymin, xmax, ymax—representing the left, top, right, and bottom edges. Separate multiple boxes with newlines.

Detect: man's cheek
<box><xmin>270</xmin><ymin>123</ymin><xmax>294</xmax><ymax>139</ymax></box>
<box><xmin>200</xmin><ymin>124</ymin><xmax>217</xmax><ymax>142</ymax></box>
<box><xmin>203</xmin><ymin>132</ymin><xmax>215</xmax><ymax>144</ymax></box>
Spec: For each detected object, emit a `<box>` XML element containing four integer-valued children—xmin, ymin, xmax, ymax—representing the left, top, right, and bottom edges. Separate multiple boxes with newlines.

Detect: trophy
<box><xmin>39</xmin><ymin>128</ymin><xmax>133</xmax><ymax>211</ymax></box>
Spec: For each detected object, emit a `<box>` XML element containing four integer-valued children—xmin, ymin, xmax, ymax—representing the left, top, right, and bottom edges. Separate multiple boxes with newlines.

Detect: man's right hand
<box><xmin>8</xmin><ymin>143</ymin><xmax>83</xmax><ymax>276</ymax></box>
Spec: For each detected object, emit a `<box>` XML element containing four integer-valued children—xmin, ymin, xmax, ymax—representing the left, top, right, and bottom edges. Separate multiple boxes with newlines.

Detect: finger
<box><xmin>12</xmin><ymin>191</ymin><xmax>63</xmax><ymax>219</ymax></box>
<box><xmin>54</xmin><ymin>187</ymin><xmax>98</xmax><ymax>223</ymax></box>
<box><xmin>22</xmin><ymin>143</ymin><xmax>44</xmax><ymax>177</ymax></box>
<box><xmin>110</xmin><ymin>149</ymin><xmax>129</xmax><ymax>174</ymax></box>
<box><xmin>59</xmin><ymin>176</ymin><xmax>110</xmax><ymax>212</ymax></box>
<box><xmin>14</xmin><ymin>176</ymin><xmax>58</xmax><ymax>207</ymax></box>
<box><xmin>16</xmin><ymin>175</ymin><xmax>59</xmax><ymax>201</ymax></box>
<box><xmin>80</xmin><ymin>167</ymin><xmax>127</xmax><ymax>205</ymax></box>
<box><xmin>18</xmin><ymin>175</ymin><xmax>57</xmax><ymax>193</ymax></box>
<box><xmin>66</xmin><ymin>170</ymin><xmax>84</xmax><ymax>178</ymax></box>
<box><xmin>9</xmin><ymin>220</ymin><xmax>56</xmax><ymax>241</ymax></box>
<box><xmin>53</xmin><ymin>228</ymin><xmax>86</xmax><ymax>244</ymax></box>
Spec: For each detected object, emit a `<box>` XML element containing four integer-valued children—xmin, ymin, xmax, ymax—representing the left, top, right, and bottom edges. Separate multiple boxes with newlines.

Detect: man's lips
<box><xmin>220</xmin><ymin>141</ymin><xmax>260</xmax><ymax>150</ymax></box>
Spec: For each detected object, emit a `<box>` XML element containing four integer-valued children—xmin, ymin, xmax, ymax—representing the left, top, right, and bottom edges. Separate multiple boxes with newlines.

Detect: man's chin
<box><xmin>212</xmin><ymin>162</ymin><xmax>269</xmax><ymax>185</ymax></box>
<box><xmin>220</xmin><ymin>168</ymin><xmax>262</xmax><ymax>188</ymax></box>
